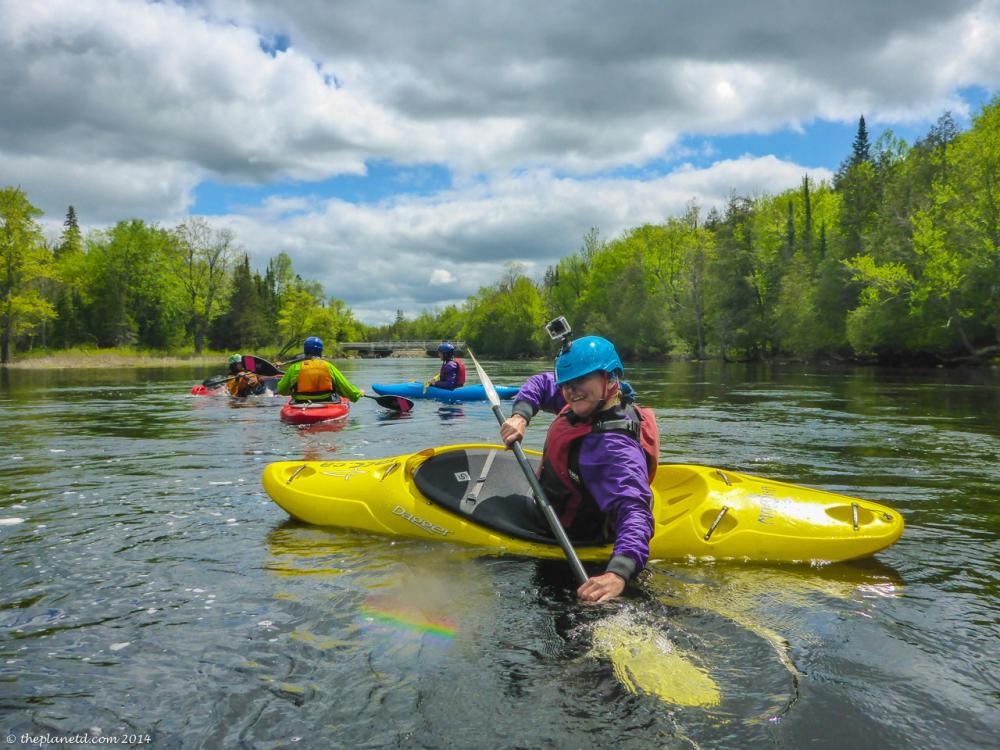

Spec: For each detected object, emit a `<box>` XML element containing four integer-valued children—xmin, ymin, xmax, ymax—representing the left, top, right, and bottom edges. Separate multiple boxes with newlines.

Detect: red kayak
<box><xmin>190</xmin><ymin>383</ymin><xmax>223</xmax><ymax>396</ymax></box>
<box><xmin>279</xmin><ymin>398</ymin><xmax>351</xmax><ymax>425</ymax></box>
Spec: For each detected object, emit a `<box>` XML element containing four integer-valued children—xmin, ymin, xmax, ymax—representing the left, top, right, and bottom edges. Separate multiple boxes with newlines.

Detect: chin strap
<box><xmin>595</xmin><ymin>373</ymin><xmax>620</xmax><ymax>412</ymax></box>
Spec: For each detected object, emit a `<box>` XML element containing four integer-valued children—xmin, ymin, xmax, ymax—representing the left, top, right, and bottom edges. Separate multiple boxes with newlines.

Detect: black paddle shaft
<box><xmin>487</xmin><ymin>403</ymin><xmax>589</xmax><ymax>586</ymax></box>
<box><xmin>202</xmin><ymin>374</ymin><xmax>236</xmax><ymax>388</ymax></box>
<box><xmin>466</xmin><ymin>346</ymin><xmax>588</xmax><ymax>588</ymax></box>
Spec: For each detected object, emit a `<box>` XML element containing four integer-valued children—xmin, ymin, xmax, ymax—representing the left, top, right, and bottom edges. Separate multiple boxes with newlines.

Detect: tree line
<box><xmin>2</xmin><ymin>95</ymin><xmax>998</xmax><ymax>365</ymax></box>
<box><xmin>0</xmin><ymin>206</ymin><xmax>367</xmax><ymax>364</ymax></box>
<box><xmin>455</xmin><ymin>97</ymin><xmax>1000</xmax><ymax>364</ymax></box>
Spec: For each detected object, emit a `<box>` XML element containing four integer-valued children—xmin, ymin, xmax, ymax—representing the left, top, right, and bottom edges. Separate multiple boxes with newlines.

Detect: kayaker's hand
<box><xmin>576</xmin><ymin>572</ymin><xmax>626</xmax><ymax>603</ymax></box>
<box><xmin>500</xmin><ymin>414</ymin><xmax>528</xmax><ymax>446</ymax></box>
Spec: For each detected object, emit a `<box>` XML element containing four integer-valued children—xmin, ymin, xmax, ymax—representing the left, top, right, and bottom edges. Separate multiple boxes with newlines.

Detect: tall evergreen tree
<box><xmin>802</xmin><ymin>175</ymin><xmax>813</xmax><ymax>257</ymax></box>
<box><xmin>851</xmin><ymin>115</ymin><xmax>871</xmax><ymax>167</ymax></box>
<box><xmin>210</xmin><ymin>255</ymin><xmax>270</xmax><ymax>351</ymax></box>
<box><xmin>707</xmin><ymin>195</ymin><xmax>765</xmax><ymax>359</ymax></box>
<box><xmin>51</xmin><ymin>206</ymin><xmax>88</xmax><ymax>347</ymax></box>
<box><xmin>836</xmin><ymin>115</ymin><xmax>879</xmax><ymax>259</ymax></box>
<box><xmin>58</xmin><ymin>206</ymin><xmax>82</xmax><ymax>258</ymax></box>
<box><xmin>783</xmin><ymin>200</ymin><xmax>795</xmax><ymax>262</ymax></box>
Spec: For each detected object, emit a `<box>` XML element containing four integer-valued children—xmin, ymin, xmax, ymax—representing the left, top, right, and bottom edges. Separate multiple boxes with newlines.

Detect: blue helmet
<box><xmin>554</xmin><ymin>336</ymin><xmax>623</xmax><ymax>385</ymax></box>
<box><xmin>304</xmin><ymin>336</ymin><xmax>324</xmax><ymax>356</ymax></box>
<box><xmin>438</xmin><ymin>342</ymin><xmax>455</xmax><ymax>356</ymax></box>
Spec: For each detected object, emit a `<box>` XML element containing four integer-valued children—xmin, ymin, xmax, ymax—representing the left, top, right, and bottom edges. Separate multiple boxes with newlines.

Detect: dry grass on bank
<box><xmin>4</xmin><ymin>351</ymin><xmax>223</xmax><ymax>370</ymax></box>
<box><xmin>4</xmin><ymin>345</ymin><xmax>436</xmax><ymax>369</ymax></box>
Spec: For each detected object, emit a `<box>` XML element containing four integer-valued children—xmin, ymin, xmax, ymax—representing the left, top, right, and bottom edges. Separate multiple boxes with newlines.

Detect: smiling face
<box><xmin>559</xmin><ymin>370</ymin><xmax>608</xmax><ymax>419</ymax></box>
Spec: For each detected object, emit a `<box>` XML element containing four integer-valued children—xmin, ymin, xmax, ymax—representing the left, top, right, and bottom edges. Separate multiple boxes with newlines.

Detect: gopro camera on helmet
<box><xmin>545</xmin><ymin>316</ymin><xmax>571</xmax><ymax>340</ymax></box>
<box><xmin>545</xmin><ymin>316</ymin><xmax>573</xmax><ymax>353</ymax></box>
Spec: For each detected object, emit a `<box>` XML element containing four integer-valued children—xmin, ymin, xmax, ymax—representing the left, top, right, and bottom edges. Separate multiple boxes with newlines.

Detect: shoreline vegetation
<box><xmin>2</xmin><ymin>348</ymin><xmax>436</xmax><ymax>369</ymax></box>
<box><xmin>3</xmin><ymin>352</ymin><xmax>223</xmax><ymax>370</ymax></box>
<box><xmin>0</xmin><ymin>96</ymin><xmax>1000</xmax><ymax>367</ymax></box>
<box><xmin>3</xmin><ymin>100</ymin><xmax>1000</xmax><ymax>368</ymax></box>
<box><xmin>5</xmin><ymin>349</ymin><xmax>999</xmax><ymax>371</ymax></box>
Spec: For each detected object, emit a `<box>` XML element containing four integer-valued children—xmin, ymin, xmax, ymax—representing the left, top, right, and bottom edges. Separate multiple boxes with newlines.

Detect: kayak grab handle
<box><xmin>286</xmin><ymin>464</ymin><xmax>308</xmax><ymax>485</ymax></box>
<box><xmin>715</xmin><ymin>470</ymin><xmax>732</xmax><ymax>486</ymax></box>
<box><xmin>704</xmin><ymin>506</ymin><xmax>730</xmax><ymax>540</ymax></box>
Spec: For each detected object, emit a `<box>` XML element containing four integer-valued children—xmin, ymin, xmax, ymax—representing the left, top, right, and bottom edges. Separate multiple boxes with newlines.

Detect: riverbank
<box><xmin>3</xmin><ymin>349</ymin><xmax>432</xmax><ymax>369</ymax></box>
<box><xmin>3</xmin><ymin>352</ymin><xmax>222</xmax><ymax>369</ymax></box>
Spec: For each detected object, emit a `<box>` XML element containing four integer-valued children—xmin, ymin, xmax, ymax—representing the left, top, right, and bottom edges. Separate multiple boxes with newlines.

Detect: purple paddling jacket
<box><xmin>510</xmin><ymin>372</ymin><xmax>655</xmax><ymax>579</ymax></box>
<box><xmin>434</xmin><ymin>359</ymin><xmax>461</xmax><ymax>389</ymax></box>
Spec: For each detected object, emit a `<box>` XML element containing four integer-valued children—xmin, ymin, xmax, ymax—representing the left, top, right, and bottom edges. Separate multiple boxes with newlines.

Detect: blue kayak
<box><xmin>372</xmin><ymin>381</ymin><xmax>520</xmax><ymax>402</ymax></box>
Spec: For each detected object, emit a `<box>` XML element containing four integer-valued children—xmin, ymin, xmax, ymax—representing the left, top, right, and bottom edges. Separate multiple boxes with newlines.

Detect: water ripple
<box><xmin>1</xmin><ymin>362</ymin><xmax>998</xmax><ymax>748</ymax></box>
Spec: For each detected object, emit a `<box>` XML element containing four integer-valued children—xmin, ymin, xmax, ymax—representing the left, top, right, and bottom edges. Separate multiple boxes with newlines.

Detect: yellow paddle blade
<box><xmin>591</xmin><ymin>616</ymin><xmax>721</xmax><ymax>707</ymax></box>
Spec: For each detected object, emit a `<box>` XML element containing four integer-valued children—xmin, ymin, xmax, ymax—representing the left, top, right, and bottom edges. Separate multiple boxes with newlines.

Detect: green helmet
<box><xmin>228</xmin><ymin>354</ymin><xmax>243</xmax><ymax>366</ymax></box>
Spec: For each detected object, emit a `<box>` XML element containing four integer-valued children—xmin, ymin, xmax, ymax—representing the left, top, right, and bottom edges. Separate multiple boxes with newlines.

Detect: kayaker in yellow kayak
<box><xmin>500</xmin><ymin>333</ymin><xmax>659</xmax><ymax>603</ymax></box>
<box><xmin>275</xmin><ymin>336</ymin><xmax>365</xmax><ymax>403</ymax></box>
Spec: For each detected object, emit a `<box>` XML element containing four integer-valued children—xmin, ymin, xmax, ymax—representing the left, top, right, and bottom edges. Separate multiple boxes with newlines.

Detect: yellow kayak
<box><xmin>261</xmin><ymin>444</ymin><xmax>903</xmax><ymax>563</ymax></box>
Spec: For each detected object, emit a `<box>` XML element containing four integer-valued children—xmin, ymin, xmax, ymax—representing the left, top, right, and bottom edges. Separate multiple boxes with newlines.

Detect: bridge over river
<box><xmin>339</xmin><ymin>340</ymin><xmax>466</xmax><ymax>358</ymax></box>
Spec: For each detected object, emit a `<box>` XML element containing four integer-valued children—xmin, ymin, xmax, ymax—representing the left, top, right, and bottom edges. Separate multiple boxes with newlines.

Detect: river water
<box><xmin>1</xmin><ymin>359</ymin><xmax>997</xmax><ymax>749</ymax></box>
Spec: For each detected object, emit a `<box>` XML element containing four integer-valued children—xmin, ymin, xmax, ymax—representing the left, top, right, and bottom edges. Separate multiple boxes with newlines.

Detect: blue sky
<box><xmin>2</xmin><ymin>1</ymin><xmax>998</xmax><ymax>324</ymax></box>
<box><xmin>193</xmin><ymin>161</ymin><xmax>456</xmax><ymax>214</ymax></box>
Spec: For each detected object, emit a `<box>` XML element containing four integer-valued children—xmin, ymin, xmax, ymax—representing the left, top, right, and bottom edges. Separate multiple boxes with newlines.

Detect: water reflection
<box><xmin>262</xmin><ymin>518</ymin><xmax>898</xmax><ymax>729</ymax></box>
<box><xmin>436</xmin><ymin>405</ymin><xmax>465</xmax><ymax>420</ymax></box>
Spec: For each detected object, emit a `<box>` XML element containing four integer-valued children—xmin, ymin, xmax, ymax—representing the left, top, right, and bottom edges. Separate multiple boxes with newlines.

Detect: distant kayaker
<box><xmin>499</xmin><ymin>335</ymin><xmax>659</xmax><ymax>603</ymax></box>
<box><xmin>226</xmin><ymin>354</ymin><xmax>265</xmax><ymax>397</ymax></box>
<box><xmin>427</xmin><ymin>342</ymin><xmax>467</xmax><ymax>390</ymax></box>
<box><xmin>275</xmin><ymin>336</ymin><xmax>365</xmax><ymax>403</ymax></box>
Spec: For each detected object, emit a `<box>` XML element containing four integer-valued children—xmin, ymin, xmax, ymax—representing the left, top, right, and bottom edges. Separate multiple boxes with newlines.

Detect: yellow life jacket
<box><xmin>295</xmin><ymin>358</ymin><xmax>334</xmax><ymax>397</ymax></box>
<box><xmin>227</xmin><ymin>372</ymin><xmax>260</xmax><ymax>397</ymax></box>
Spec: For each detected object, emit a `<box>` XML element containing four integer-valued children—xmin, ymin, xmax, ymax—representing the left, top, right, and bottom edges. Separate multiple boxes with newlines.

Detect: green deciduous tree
<box><xmin>276</xmin><ymin>277</ymin><xmax>361</xmax><ymax>355</ymax></box>
<box><xmin>174</xmin><ymin>217</ymin><xmax>237</xmax><ymax>354</ymax></box>
<box><xmin>909</xmin><ymin>100</ymin><xmax>1000</xmax><ymax>356</ymax></box>
<box><xmin>543</xmin><ymin>227</ymin><xmax>601</xmax><ymax>326</ymax></box>
<box><xmin>82</xmin><ymin>219</ymin><xmax>185</xmax><ymax>348</ymax></box>
<box><xmin>7</xmin><ymin>95</ymin><xmax>1000</xmax><ymax>365</ymax></box>
<box><xmin>463</xmin><ymin>263</ymin><xmax>546</xmax><ymax>357</ymax></box>
<box><xmin>0</xmin><ymin>188</ymin><xmax>57</xmax><ymax>363</ymax></box>
<box><xmin>845</xmin><ymin>103</ymin><xmax>999</xmax><ymax>361</ymax></box>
